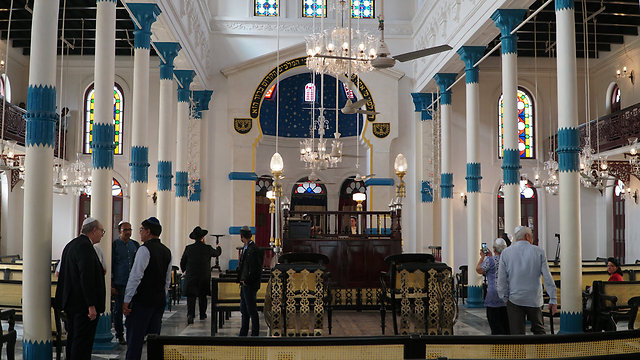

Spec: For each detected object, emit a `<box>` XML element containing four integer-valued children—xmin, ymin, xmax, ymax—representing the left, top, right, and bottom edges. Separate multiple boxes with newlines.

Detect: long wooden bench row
<box><xmin>590</xmin><ymin>281</ymin><xmax>640</xmax><ymax>332</ymax></box>
<box><xmin>210</xmin><ymin>277</ymin><xmax>270</xmax><ymax>335</ymax></box>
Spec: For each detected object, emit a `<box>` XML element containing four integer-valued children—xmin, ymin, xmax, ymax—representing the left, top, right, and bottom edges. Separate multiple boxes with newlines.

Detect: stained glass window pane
<box><xmin>264</xmin><ymin>84</ymin><xmax>276</xmax><ymax>99</ymax></box>
<box><xmin>84</xmin><ymin>84</ymin><xmax>124</xmax><ymax>155</ymax></box>
<box><xmin>304</xmin><ymin>83</ymin><xmax>316</xmax><ymax>102</ymax></box>
<box><xmin>497</xmin><ymin>180</ymin><xmax>536</xmax><ymax>199</ymax></box>
<box><xmin>498</xmin><ymin>88</ymin><xmax>534</xmax><ymax>159</ymax></box>
<box><xmin>351</xmin><ymin>0</ymin><xmax>374</xmax><ymax>19</ymax></box>
<box><xmin>296</xmin><ymin>182</ymin><xmax>324</xmax><ymax>194</ymax></box>
<box><xmin>303</xmin><ymin>0</ymin><xmax>326</xmax><ymax>17</ymax></box>
<box><xmin>255</xmin><ymin>0</ymin><xmax>279</xmax><ymax>17</ymax></box>
<box><xmin>112</xmin><ymin>178</ymin><xmax>123</xmax><ymax>197</ymax></box>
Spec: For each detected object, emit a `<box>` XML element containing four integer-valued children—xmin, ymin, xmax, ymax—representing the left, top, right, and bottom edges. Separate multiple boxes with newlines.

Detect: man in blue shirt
<box><xmin>498</xmin><ymin>226</ymin><xmax>557</xmax><ymax>334</ymax></box>
<box><xmin>111</xmin><ymin>221</ymin><xmax>139</xmax><ymax>345</ymax></box>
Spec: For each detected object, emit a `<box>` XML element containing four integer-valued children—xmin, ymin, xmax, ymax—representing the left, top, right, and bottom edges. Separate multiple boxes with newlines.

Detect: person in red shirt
<box><xmin>607</xmin><ymin>257</ymin><xmax>624</xmax><ymax>282</ymax></box>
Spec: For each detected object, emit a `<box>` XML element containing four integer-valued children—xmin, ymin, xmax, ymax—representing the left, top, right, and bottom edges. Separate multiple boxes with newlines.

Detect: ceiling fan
<box><xmin>341</xmin><ymin>98</ymin><xmax>379</xmax><ymax>115</ymax></box>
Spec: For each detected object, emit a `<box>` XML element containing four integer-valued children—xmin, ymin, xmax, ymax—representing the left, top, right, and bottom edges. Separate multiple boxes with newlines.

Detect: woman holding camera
<box><xmin>476</xmin><ymin>238</ymin><xmax>510</xmax><ymax>335</ymax></box>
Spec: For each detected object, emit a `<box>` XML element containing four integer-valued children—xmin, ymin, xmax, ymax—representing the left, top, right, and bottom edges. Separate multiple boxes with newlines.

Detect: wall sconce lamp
<box><xmin>460</xmin><ymin>192</ymin><xmax>467</xmax><ymax>206</ymax></box>
<box><xmin>270</xmin><ymin>152</ymin><xmax>284</xmax><ymax>253</ymax></box>
<box><xmin>633</xmin><ymin>190</ymin><xmax>639</xmax><ymax>204</ymax></box>
<box><xmin>146</xmin><ymin>189</ymin><xmax>157</xmax><ymax>204</ymax></box>
<box><xmin>353</xmin><ymin>192</ymin><xmax>366</xmax><ymax>211</ymax></box>
<box><xmin>394</xmin><ymin>153</ymin><xmax>408</xmax><ymax>199</ymax></box>
<box><xmin>617</xmin><ymin>66</ymin><xmax>635</xmax><ymax>85</ymax></box>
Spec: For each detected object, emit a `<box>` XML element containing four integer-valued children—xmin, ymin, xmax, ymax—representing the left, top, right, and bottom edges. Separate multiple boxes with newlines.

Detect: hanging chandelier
<box><xmin>305</xmin><ymin>0</ymin><xmax>379</xmax><ymax>77</ymax></box>
<box><xmin>53</xmin><ymin>154</ymin><xmax>92</xmax><ymax>195</ymax></box>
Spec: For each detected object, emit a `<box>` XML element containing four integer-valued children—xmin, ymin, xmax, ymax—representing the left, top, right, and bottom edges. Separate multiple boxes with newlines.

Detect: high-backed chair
<box><xmin>380</xmin><ymin>253</ymin><xmax>456</xmax><ymax>335</ymax></box>
<box><xmin>264</xmin><ymin>253</ymin><xmax>331</xmax><ymax>336</ymax></box>
<box><xmin>0</xmin><ymin>309</ymin><xmax>16</xmax><ymax>360</ymax></box>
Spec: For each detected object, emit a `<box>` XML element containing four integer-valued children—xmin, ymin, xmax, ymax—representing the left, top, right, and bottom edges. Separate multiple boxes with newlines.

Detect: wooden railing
<box><xmin>284</xmin><ymin>210</ymin><xmax>401</xmax><ymax>241</ymax></box>
<box><xmin>578</xmin><ymin>102</ymin><xmax>640</xmax><ymax>152</ymax></box>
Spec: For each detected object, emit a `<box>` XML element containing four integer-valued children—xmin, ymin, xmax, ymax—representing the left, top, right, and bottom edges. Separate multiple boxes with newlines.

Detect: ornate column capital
<box><xmin>491</xmin><ymin>9</ymin><xmax>526</xmax><ymax>55</ymax></box>
<box><xmin>457</xmin><ymin>46</ymin><xmax>485</xmax><ymax>84</ymax></box>
<box><xmin>174</xmin><ymin>70</ymin><xmax>195</xmax><ymax>103</ymax></box>
<box><xmin>433</xmin><ymin>73</ymin><xmax>457</xmax><ymax>105</ymax></box>
<box><xmin>154</xmin><ymin>42</ymin><xmax>182</xmax><ymax>80</ymax></box>
<box><xmin>128</xmin><ymin>3</ymin><xmax>161</xmax><ymax>49</ymax></box>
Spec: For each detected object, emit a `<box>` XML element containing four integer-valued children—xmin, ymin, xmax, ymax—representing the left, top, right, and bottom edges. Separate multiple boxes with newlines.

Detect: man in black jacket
<box><xmin>237</xmin><ymin>225</ymin><xmax>263</xmax><ymax>336</ymax></box>
<box><xmin>123</xmin><ymin>217</ymin><xmax>172</xmax><ymax>360</ymax></box>
<box><xmin>54</xmin><ymin>217</ymin><xmax>106</xmax><ymax>360</ymax></box>
<box><xmin>181</xmin><ymin>226</ymin><xmax>222</xmax><ymax>324</ymax></box>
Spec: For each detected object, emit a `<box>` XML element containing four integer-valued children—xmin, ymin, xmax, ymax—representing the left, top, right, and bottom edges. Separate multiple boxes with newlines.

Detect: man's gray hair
<box><xmin>81</xmin><ymin>218</ymin><xmax>100</xmax><ymax>235</ymax></box>
<box><xmin>513</xmin><ymin>226</ymin><xmax>532</xmax><ymax>242</ymax></box>
<box><xmin>493</xmin><ymin>238</ymin><xmax>508</xmax><ymax>253</ymax></box>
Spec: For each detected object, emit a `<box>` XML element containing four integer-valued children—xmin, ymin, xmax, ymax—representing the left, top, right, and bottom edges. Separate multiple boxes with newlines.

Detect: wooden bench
<box><xmin>591</xmin><ymin>281</ymin><xmax>640</xmax><ymax>331</ymax></box>
<box><xmin>0</xmin><ymin>264</ymin><xmax>58</xmax><ymax>282</ymax></box>
<box><xmin>0</xmin><ymin>309</ymin><xmax>16</xmax><ymax>360</ymax></box>
<box><xmin>0</xmin><ymin>280</ymin><xmax>57</xmax><ymax>319</ymax></box>
<box><xmin>210</xmin><ymin>277</ymin><xmax>269</xmax><ymax>335</ymax></box>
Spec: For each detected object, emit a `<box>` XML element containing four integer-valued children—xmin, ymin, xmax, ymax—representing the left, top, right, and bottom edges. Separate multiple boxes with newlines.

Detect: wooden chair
<box><xmin>0</xmin><ymin>309</ymin><xmax>16</xmax><ymax>360</ymax></box>
<box><xmin>591</xmin><ymin>281</ymin><xmax>640</xmax><ymax>331</ymax></box>
<box><xmin>50</xmin><ymin>298</ymin><xmax>67</xmax><ymax>360</ymax></box>
<box><xmin>456</xmin><ymin>265</ymin><xmax>468</xmax><ymax>304</ymax></box>
<box><xmin>627</xmin><ymin>296</ymin><xmax>640</xmax><ymax>330</ymax></box>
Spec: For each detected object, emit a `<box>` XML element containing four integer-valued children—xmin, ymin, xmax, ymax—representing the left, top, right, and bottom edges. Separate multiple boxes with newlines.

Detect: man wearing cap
<box><xmin>498</xmin><ymin>226</ymin><xmax>557</xmax><ymax>335</ymax></box>
<box><xmin>123</xmin><ymin>217</ymin><xmax>172</xmax><ymax>360</ymax></box>
<box><xmin>238</xmin><ymin>225</ymin><xmax>263</xmax><ymax>336</ymax></box>
<box><xmin>111</xmin><ymin>221</ymin><xmax>139</xmax><ymax>344</ymax></box>
<box><xmin>54</xmin><ymin>217</ymin><xmax>106</xmax><ymax>360</ymax></box>
<box><xmin>181</xmin><ymin>226</ymin><xmax>222</xmax><ymax>324</ymax></box>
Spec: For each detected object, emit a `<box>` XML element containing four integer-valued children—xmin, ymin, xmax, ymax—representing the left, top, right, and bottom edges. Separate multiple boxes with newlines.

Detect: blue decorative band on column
<box><xmin>91</xmin><ymin>123</ymin><xmax>115</xmax><ymax>169</ymax></box>
<box><xmin>457</xmin><ymin>46</ymin><xmax>485</xmax><ymax>84</ymax></box>
<box><xmin>433</xmin><ymin>73</ymin><xmax>457</xmax><ymax>105</ymax></box>
<box><xmin>24</xmin><ymin>85</ymin><xmax>57</xmax><ymax>148</ymax></box>
<box><xmin>556</xmin><ymin>0</ymin><xmax>575</xmax><ymax>11</ymax></box>
<box><xmin>421</xmin><ymin>110</ymin><xmax>431</xmax><ymax>121</ymax></box>
<box><xmin>559</xmin><ymin>312</ymin><xmax>583</xmax><ymax>334</ymax></box>
<box><xmin>466</xmin><ymin>285</ymin><xmax>484</xmax><ymax>308</ymax></box>
<box><xmin>440</xmin><ymin>173</ymin><xmax>454</xmax><ymax>199</ymax></box>
<box><xmin>491</xmin><ymin>9</ymin><xmax>527</xmax><ymax>55</ymax></box>
<box><xmin>228</xmin><ymin>172</ymin><xmax>258</xmax><ymax>181</ymax></box>
<box><xmin>188</xmin><ymin>179</ymin><xmax>201</xmax><ymax>202</ymax></box>
<box><xmin>156</xmin><ymin>161</ymin><xmax>173</xmax><ymax>191</ymax></box>
<box><xmin>364</xmin><ymin>178</ymin><xmax>395</xmax><ymax>186</ymax></box>
<box><xmin>193</xmin><ymin>90</ymin><xmax>214</xmax><ymax>111</ymax></box>
<box><xmin>421</xmin><ymin>180</ymin><xmax>433</xmax><ymax>203</ymax></box>
<box><xmin>128</xmin><ymin>3</ymin><xmax>161</xmax><ymax>48</ymax></box>
<box><xmin>501</xmin><ymin>149</ymin><xmax>521</xmax><ymax>185</ymax></box>
<box><xmin>557</xmin><ymin>127</ymin><xmax>580</xmax><ymax>172</ymax></box>
<box><xmin>129</xmin><ymin>146</ymin><xmax>149</xmax><ymax>183</ymax></box>
<box><xmin>174</xmin><ymin>70</ymin><xmax>195</xmax><ymax>103</ymax></box>
<box><xmin>465</xmin><ymin>162</ymin><xmax>482</xmax><ymax>193</ymax></box>
<box><xmin>229</xmin><ymin>226</ymin><xmax>256</xmax><ymax>235</ymax></box>
<box><xmin>23</xmin><ymin>339</ymin><xmax>53</xmax><ymax>359</ymax></box>
<box><xmin>175</xmin><ymin>171</ymin><xmax>188</xmax><ymax>198</ymax></box>
<box><xmin>93</xmin><ymin>313</ymin><xmax>118</xmax><ymax>350</ymax></box>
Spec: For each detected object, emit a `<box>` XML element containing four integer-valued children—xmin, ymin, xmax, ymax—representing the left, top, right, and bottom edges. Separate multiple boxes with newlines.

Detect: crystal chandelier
<box><xmin>532</xmin><ymin>151</ymin><xmax>559</xmax><ymax>195</ymax></box>
<box><xmin>0</xmin><ymin>140</ymin><xmax>24</xmax><ymax>173</ymax></box>
<box><xmin>305</xmin><ymin>0</ymin><xmax>379</xmax><ymax>77</ymax></box>
<box><xmin>53</xmin><ymin>155</ymin><xmax>92</xmax><ymax>195</ymax></box>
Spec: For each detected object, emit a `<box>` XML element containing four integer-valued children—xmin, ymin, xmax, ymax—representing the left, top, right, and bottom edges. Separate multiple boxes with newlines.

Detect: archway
<box><xmin>497</xmin><ymin>179</ymin><xmax>538</xmax><ymax>244</ymax></box>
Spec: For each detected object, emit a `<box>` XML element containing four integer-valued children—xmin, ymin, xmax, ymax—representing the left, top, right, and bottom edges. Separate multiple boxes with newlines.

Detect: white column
<box><xmin>91</xmin><ymin>0</ymin><xmax>118</xmax><ymax>349</ymax></box>
<box><xmin>154</xmin><ymin>42</ymin><xmax>181</xmax><ymax>251</ymax></box>
<box><xmin>128</xmin><ymin>3</ymin><xmax>161</xmax><ymax>230</ymax></box>
<box><xmin>173</xmin><ymin>70</ymin><xmax>195</xmax><ymax>264</ymax></box>
<box><xmin>491</xmin><ymin>9</ymin><xmax>526</xmax><ymax>239</ymax></box>
<box><xmin>457</xmin><ymin>46</ymin><xmax>486</xmax><ymax>308</ymax></box>
<box><xmin>556</xmin><ymin>0</ymin><xmax>582</xmax><ymax>333</ymax></box>
<box><xmin>433</xmin><ymin>73</ymin><xmax>457</xmax><ymax>267</ymax></box>
<box><xmin>22</xmin><ymin>0</ymin><xmax>58</xmax><ymax>357</ymax></box>
<box><xmin>196</xmin><ymin>90</ymin><xmax>213</xmax><ymax>226</ymax></box>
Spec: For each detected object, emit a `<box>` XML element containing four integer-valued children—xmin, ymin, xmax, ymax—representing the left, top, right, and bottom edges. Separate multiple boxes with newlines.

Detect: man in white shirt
<box><xmin>498</xmin><ymin>226</ymin><xmax>557</xmax><ymax>334</ymax></box>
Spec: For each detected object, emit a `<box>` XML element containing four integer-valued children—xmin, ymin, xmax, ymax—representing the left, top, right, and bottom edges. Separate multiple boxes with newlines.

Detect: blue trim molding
<box><xmin>91</xmin><ymin>123</ymin><xmax>115</xmax><ymax>169</ymax></box>
<box><xmin>93</xmin><ymin>313</ymin><xmax>118</xmax><ymax>350</ymax></box>
<box><xmin>229</xmin><ymin>226</ymin><xmax>256</xmax><ymax>235</ymax></box>
<box><xmin>465</xmin><ymin>162</ymin><xmax>482</xmax><ymax>193</ymax></box>
<box><xmin>556</xmin><ymin>0</ymin><xmax>575</xmax><ymax>11</ymax></box>
<box><xmin>175</xmin><ymin>171</ymin><xmax>188</xmax><ymax>198</ymax></box>
<box><xmin>194</xmin><ymin>90</ymin><xmax>214</xmax><ymax>111</ymax></box>
<box><xmin>466</xmin><ymin>285</ymin><xmax>484</xmax><ymax>308</ymax></box>
<box><xmin>433</xmin><ymin>73</ymin><xmax>457</xmax><ymax>105</ymax></box>
<box><xmin>557</xmin><ymin>127</ymin><xmax>580</xmax><ymax>172</ymax></box>
<box><xmin>457</xmin><ymin>46</ymin><xmax>485</xmax><ymax>84</ymax></box>
<box><xmin>188</xmin><ymin>179</ymin><xmax>201</xmax><ymax>202</ymax></box>
<box><xmin>228</xmin><ymin>172</ymin><xmax>258</xmax><ymax>181</ymax></box>
<box><xmin>440</xmin><ymin>173</ymin><xmax>454</xmax><ymax>199</ymax></box>
<box><xmin>154</xmin><ymin>42</ymin><xmax>181</xmax><ymax>80</ymax></box>
<box><xmin>491</xmin><ymin>9</ymin><xmax>527</xmax><ymax>55</ymax></box>
<box><xmin>23</xmin><ymin>339</ymin><xmax>53</xmax><ymax>359</ymax></box>
<box><xmin>129</xmin><ymin>146</ymin><xmax>149</xmax><ymax>183</ymax></box>
<box><xmin>559</xmin><ymin>311</ymin><xmax>583</xmax><ymax>334</ymax></box>
<box><xmin>502</xmin><ymin>149</ymin><xmax>521</xmax><ymax>185</ymax></box>
<box><xmin>24</xmin><ymin>85</ymin><xmax>57</xmax><ymax>148</ymax></box>
<box><xmin>174</xmin><ymin>70</ymin><xmax>195</xmax><ymax>103</ymax></box>
<box><xmin>364</xmin><ymin>178</ymin><xmax>395</xmax><ymax>186</ymax></box>
<box><xmin>421</xmin><ymin>180</ymin><xmax>433</xmax><ymax>203</ymax></box>
<box><xmin>128</xmin><ymin>3</ymin><xmax>161</xmax><ymax>49</ymax></box>
<box><xmin>156</xmin><ymin>161</ymin><xmax>173</xmax><ymax>191</ymax></box>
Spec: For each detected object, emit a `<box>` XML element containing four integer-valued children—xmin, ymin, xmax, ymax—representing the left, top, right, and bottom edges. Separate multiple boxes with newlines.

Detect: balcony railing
<box><xmin>578</xmin><ymin>102</ymin><xmax>640</xmax><ymax>151</ymax></box>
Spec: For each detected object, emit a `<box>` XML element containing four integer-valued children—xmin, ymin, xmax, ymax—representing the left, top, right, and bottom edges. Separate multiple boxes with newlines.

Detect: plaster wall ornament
<box><xmin>210</xmin><ymin>19</ymin><xmax>412</xmax><ymax>37</ymax></box>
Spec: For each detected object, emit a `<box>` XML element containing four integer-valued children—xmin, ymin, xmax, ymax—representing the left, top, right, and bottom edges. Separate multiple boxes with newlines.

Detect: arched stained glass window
<box><xmin>497</xmin><ymin>179</ymin><xmax>536</xmax><ymax>199</ymax></box>
<box><xmin>351</xmin><ymin>0</ymin><xmax>374</xmax><ymax>18</ymax></box>
<box><xmin>84</xmin><ymin>83</ymin><xmax>124</xmax><ymax>155</ymax></box>
<box><xmin>255</xmin><ymin>0</ymin><xmax>279</xmax><ymax>16</ymax></box>
<box><xmin>499</xmin><ymin>87</ymin><xmax>534</xmax><ymax>159</ymax></box>
<box><xmin>296</xmin><ymin>182</ymin><xmax>325</xmax><ymax>194</ymax></box>
<box><xmin>112</xmin><ymin>178</ymin><xmax>123</xmax><ymax>197</ymax></box>
<box><xmin>303</xmin><ymin>0</ymin><xmax>326</xmax><ymax>17</ymax></box>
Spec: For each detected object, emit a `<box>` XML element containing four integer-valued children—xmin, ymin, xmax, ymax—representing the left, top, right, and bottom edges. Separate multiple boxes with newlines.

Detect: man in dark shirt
<box><xmin>123</xmin><ymin>217</ymin><xmax>172</xmax><ymax>360</ymax></box>
<box><xmin>54</xmin><ymin>217</ymin><xmax>106</xmax><ymax>360</ymax></box>
<box><xmin>237</xmin><ymin>225</ymin><xmax>263</xmax><ymax>336</ymax></box>
<box><xmin>181</xmin><ymin>226</ymin><xmax>222</xmax><ymax>324</ymax></box>
<box><xmin>111</xmin><ymin>221</ymin><xmax>139</xmax><ymax>344</ymax></box>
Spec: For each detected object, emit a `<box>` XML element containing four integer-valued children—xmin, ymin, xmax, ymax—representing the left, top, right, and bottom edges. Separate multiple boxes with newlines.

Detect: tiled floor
<box><xmin>1</xmin><ymin>300</ymin><xmax>563</xmax><ymax>360</ymax></box>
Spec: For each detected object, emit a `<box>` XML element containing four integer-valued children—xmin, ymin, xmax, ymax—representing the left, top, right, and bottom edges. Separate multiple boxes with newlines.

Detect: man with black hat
<box><xmin>238</xmin><ymin>225</ymin><xmax>263</xmax><ymax>336</ymax></box>
<box><xmin>122</xmin><ymin>217</ymin><xmax>172</xmax><ymax>360</ymax></box>
<box><xmin>181</xmin><ymin>226</ymin><xmax>222</xmax><ymax>324</ymax></box>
